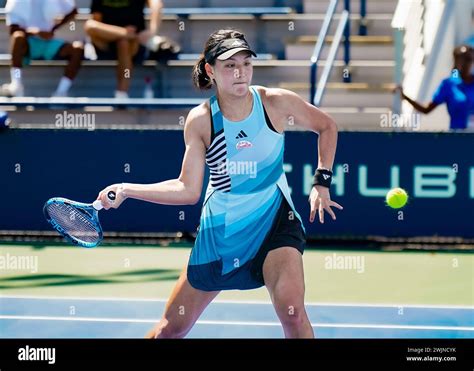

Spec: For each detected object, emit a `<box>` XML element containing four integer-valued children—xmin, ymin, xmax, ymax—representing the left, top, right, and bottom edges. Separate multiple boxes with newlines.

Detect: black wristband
<box><xmin>312</xmin><ymin>168</ymin><xmax>333</xmax><ymax>188</ymax></box>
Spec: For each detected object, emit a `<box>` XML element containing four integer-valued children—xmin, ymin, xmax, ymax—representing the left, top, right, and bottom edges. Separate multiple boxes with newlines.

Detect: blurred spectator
<box><xmin>84</xmin><ymin>0</ymin><xmax>167</xmax><ymax>98</ymax></box>
<box><xmin>395</xmin><ymin>44</ymin><xmax>474</xmax><ymax>130</ymax></box>
<box><xmin>0</xmin><ymin>0</ymin><xmax>83</xmax><ymax>97</ymax></box>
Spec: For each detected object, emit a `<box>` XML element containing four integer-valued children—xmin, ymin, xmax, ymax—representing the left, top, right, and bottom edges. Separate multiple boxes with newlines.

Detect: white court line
<box><xmin>0</xmin><ymin>314</ymin><xmax>473</xmax><ymax>331</ymax></box>
<box><xmin>1</xmin><ymin>295</ymin><xmax>473</xmax><ymax>310</ymax></box>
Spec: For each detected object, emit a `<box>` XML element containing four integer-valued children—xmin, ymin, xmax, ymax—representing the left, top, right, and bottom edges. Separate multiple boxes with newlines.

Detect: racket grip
<box><xmin>92</xmin><ymin>200</ymin><xmax>103</xmax><ymax>210</ymax></box>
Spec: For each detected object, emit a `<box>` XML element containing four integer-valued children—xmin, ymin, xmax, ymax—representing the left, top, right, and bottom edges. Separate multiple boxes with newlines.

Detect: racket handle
<box><xmin>93</xmin><ymin>191</ymin><xmax>117</xmax><ymax>211</ymax></box>
<box><xmin>92</xmin><ymin>200</ymin><xmax>103</xmax><ymax>210</ymax></box>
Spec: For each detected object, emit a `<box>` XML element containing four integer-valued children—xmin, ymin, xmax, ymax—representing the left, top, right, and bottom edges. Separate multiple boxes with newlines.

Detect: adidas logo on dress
<box><xmin>235</xmin><ymin>130</ymin><xmax>248</xmax><ymax>139</ymax></box>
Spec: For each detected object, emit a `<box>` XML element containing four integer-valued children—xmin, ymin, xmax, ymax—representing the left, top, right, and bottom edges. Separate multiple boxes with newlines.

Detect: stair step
<box><xmin>303</xmin><ymin>0</ymin><xmax>398</xmax><ymax>14</ymax></box>
<box><xmin>290</xmin><ymin>35</ymin><xmax>393</xmax><ymax>44</ymax></box>
<box><xmin>6</xmin><ymin>106</ymin><xmax>392</xmax><ymax>131</ymax></box>
<box><xmin>279</xmin><ymin>82</ymin><xmax>395</xmax><ymax>91</ymax></box>
<box><xmin>285</xmin><ymin>35</ymin><xmax>394</xmax><ymax>60</ymax></box>
<box><xmin>278</xmin><ymin>82</ymin><xmax>395</xmax><ymax>108</ymax></box>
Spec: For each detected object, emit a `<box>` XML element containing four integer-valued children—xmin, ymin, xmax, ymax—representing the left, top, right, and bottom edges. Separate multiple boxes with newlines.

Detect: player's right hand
<box><xmin>97</xmin><ymin>183</ymin><xmax>127</xmax><ymax>210</ymax></box>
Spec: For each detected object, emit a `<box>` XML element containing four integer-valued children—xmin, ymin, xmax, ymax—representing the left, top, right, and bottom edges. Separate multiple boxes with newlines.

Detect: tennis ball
<box><xmin>386</xmin><ymin>187</ymin><xmax>408</xmax><ymax>209</ymax></box>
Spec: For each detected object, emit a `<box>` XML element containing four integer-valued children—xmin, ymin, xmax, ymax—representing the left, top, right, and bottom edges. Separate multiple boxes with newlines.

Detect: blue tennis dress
<box><xmin>187</xmin><ymin>86</ymin><xmax>305</xmax><ymax>291</ymax></box>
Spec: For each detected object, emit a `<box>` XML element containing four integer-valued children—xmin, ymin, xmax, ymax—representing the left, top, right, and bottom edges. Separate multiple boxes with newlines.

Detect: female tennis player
<box><xmin>97</xmin><ymin>29</ymin><xmax>342</xmax><ymax>338</ymax></box>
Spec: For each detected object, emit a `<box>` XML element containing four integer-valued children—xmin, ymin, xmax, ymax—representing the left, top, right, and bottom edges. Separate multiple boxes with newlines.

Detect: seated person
<box><xmin>85</xmin><ymin>0</ymin><xmax>170</xmax><ymax>98</ymax></box>
<box><xmin>1</xmin><ymin>0</ymin><xmax>84</xmax><ymax>97</ymax></box>
<box><xmin>396</xmin><ymin>44</ymin><xmax>474</xmax><ymax>130</ymax></box>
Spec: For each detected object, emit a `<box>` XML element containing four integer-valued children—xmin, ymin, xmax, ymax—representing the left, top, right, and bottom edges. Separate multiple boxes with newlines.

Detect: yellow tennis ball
<box><xmin>386</xmin><ymin>187</ymin><xmax>408</xmax><ymax>209</ymax></box>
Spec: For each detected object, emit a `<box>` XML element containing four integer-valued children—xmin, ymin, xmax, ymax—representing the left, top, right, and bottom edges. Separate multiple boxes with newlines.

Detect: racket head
<box><xmin>43</xmin><ymin>197</ymin><xmax>103</xmax><ymax>248</ymax></box>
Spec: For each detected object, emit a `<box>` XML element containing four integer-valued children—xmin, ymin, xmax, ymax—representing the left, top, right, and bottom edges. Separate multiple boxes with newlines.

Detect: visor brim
<box><xmin>216</xmin><ymin>48</ymin><xmax>257</xmax><ymax>61</ymax></box>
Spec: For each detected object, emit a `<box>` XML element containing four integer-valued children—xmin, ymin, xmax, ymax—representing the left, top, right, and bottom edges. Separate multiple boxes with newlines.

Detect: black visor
<box><xmin>205</xmin><ymin>38</ymin><xmax>257</xmax><ymax>63</ymax></box>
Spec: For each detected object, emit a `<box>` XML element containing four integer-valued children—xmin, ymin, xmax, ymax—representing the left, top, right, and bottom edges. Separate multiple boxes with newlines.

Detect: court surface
<box><xmin>1</xmin><ymin>296</ymin><xmax>473</xmax><ymax>338</ymax></box>
<box><xmin>0</xmin><ymin>244</ymin><xmax>472</xmax><ymax>338</ymax></box>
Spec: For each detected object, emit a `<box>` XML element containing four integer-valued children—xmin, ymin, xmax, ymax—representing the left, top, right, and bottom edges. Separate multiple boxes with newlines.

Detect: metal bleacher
<box><xmin>0</xmin><ymin>0</ymin><xmax>399</xmax><ymax>130</ymax></box>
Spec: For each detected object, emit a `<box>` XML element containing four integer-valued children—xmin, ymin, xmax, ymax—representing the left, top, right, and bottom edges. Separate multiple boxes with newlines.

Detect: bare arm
<box><xmin>265</xmin><ymin>88</ymin><xmax>342</xmax><ymax>223</ymax></box>
<box><xmin>403</xmin><ymin>95</ymin><xmax>438</xmax><ymax>114</ymax></box>
<box><xmin>396</xmin><ymin>86</ymin><xmax>438</xmax><ymax>114</ymax></box>
<box><xmin>147</xmin><ymin>0</ymin><xmax>163</xmax><ymax>35</ymax></box>
<box><xmin>97</xmin><ymin>106</ymin><xmax>207</xmax><ymax>209</ymax></box>
<box><xmin>267</xmin><ymin>88</ymin><xmax>338</xmax><ymax>170</ymax></box>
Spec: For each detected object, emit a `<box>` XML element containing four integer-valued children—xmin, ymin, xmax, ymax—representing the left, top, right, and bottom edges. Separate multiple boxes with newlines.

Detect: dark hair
<box><xmin>453</xmin><ymin>44</ymin><xmax>473</xmax><ymax>61</ymax></box>
<box><xmin>192</xmin><ymin>29</ymin><xmax>247</xmax><ymax>90</ymax></box>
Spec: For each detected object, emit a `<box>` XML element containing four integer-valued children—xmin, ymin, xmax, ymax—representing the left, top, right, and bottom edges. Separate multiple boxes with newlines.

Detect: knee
<box><xmin>272</xmin><ymin>283</ymin><xmax>307</xmax><ymax>328</ymax></box>
<box><xmin>276</xmin><ymin>303</ymin><xmax>307</xmax><ymax>329</ymax></box>
<box><xmin>11</xmin><ymin>30</ymin><xmax>27</xmax><ymax>44</ymax></box>
<box><xmin>71</xmin><ymin>41</ymin><xmax>84</xmax><ymax>55</ymax></box>
<box><xmin>84</xmin><ymin>19</ymin><xmax>98</xmax><ymax>35</ymax></box>
<box><xmin>72</xmin><ymin>41</ymin><xmax>84</xmax><ymax>50</ymax></box>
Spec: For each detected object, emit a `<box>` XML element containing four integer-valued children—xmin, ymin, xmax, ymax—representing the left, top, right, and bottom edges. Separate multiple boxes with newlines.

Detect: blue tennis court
<box><xmin>1</xmin><ymin>296</ymin><xmax>472</xmax><ymax>338</ymax></box>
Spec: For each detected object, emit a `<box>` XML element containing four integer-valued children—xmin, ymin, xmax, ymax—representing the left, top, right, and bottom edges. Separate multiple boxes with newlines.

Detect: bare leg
<box><xmin>84</xmin><ymin>19</ymin><xmax>136</xmax><ymax>47</ymax></box>
<box><xmin>115</xmin><ymin>38</ymin><xmax>134</xmax><ymax>92</ymax></box>
<box><xmin>10</xmin><ymin>30</ymin><xmax>28</xmax><ymax>68</ymax></box>
<box><xmin>85</xmin><ymin>20</ymin><xmax>139</xmax><ymax>93</ymax></box>
<box><xmin>146</xmin><ymin>269</ymin><xmax>219</xmax><ymax>338</ymax></box>
<box><xmin>1</xmin><ymin>30</ymin><xmax>27</xmax><ymax>96</ymax></box>
<box><xmin>57</xmin><ymin>41</ymin><xmax>84</xmax><ymax>80</ymax></box>
<box><xmin>263</xmin><ymin>247</ymin><xmax>314</xmax><ymax>338</ymax></box>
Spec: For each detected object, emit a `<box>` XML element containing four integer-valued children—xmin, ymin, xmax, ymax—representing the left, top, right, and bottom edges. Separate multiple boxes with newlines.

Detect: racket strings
<box><xmin>46</xmin><ymin>202</ymin><xmax>100</xmax><ymax>243</ymax></box>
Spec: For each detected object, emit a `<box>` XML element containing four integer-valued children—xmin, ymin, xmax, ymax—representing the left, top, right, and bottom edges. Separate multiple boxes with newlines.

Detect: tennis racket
<box><xmin>43</xmin><ymin>191</ymin><xmax>116</xmax><ymax>248</ymax></box>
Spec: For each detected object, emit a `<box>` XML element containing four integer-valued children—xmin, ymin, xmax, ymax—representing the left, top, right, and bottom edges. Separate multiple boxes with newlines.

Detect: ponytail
<box><xmin>192</xmin><ymin>55</ymin><xmax>213</xmax><ymax>90</ymax></box>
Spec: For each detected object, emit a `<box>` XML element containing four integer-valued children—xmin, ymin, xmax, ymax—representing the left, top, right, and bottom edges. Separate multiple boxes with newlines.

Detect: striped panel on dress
<box><xmin>206</xmin><ymin>130</ymin><xmax>231</xmax><ymax>192</ymax></box>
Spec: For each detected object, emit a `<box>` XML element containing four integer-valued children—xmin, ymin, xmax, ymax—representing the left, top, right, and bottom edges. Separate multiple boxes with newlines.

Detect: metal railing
<box><xmin>310</xmin><ymin>0</ymin><xmax>349</xmax><ymax>106</ymax></box>
<box><xmin>313</xmin><ymin>10</ymin><xmax>349</xmax><ymax>106</ymax></box>
<box><xmin>309</xmin><ymin>0</ymin><xmax>368</xmax><ymax>106</ymax></box>
<box><xmin>309</xmin><ymin>0</ymin><xmax>338</xmax><ymax>105</ymax></box>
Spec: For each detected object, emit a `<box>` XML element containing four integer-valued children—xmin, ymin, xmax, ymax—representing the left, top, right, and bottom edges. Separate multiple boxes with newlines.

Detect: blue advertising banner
<box><xmin>0</xmin><ymin>129</ymin><xmax>472</xmax><ymax>238</ymax></box>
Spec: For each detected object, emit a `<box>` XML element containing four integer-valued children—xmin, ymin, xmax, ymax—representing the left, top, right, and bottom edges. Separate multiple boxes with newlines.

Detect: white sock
<box><xmin>114</xmin><ymin>90</ymin><xmax>129</xmax><ymax>99</ymax></box>
<box><xmin>56</xmin><ymin>76</ymin><xmax>73</xmax><ymax>94</ymax></box>
<box><xmin>10</xmin><ymin>67</ymin><xmax>22</xmax><ymax>86</ymax></box>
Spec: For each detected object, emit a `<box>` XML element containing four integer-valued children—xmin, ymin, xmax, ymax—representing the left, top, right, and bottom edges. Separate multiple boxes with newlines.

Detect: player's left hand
<box><xmin>308</xmin><ymin>185</ymin><xmax>343</xmax><ymax>223</ymax></box>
